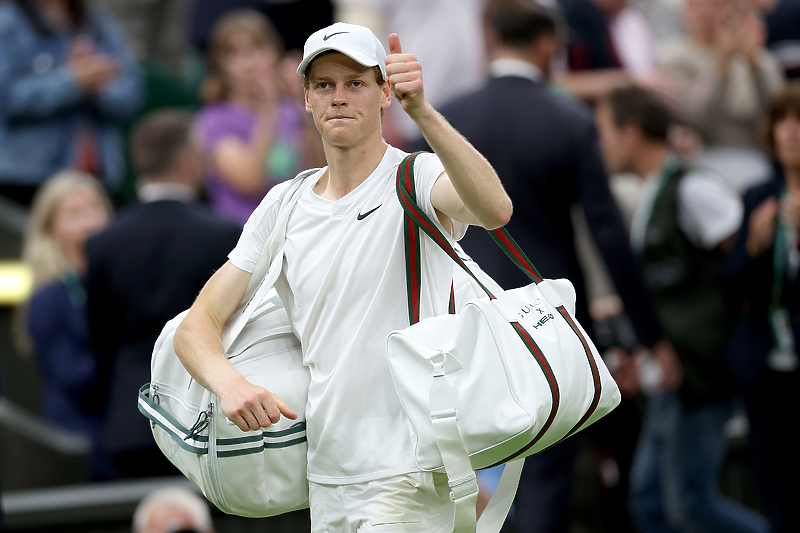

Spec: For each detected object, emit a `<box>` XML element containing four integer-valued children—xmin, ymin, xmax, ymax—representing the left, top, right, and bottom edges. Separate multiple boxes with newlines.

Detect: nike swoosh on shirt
<box><xmin>323</xmin><ymin>32</ymin><xmax>348</xmax><ymax>41</ymax></box>
<box><xmin>357</xmin><ymin>205</ymin><xmax>382</xmax><ymax>220</ymax></box>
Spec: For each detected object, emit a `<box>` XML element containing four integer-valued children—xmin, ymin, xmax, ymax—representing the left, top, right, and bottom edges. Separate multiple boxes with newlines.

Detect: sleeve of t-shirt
<box><xmin>194</xmin><ymin>106</ymin><xmax>250</xmax><ymax>152</ymax></box>
<box><xmin>228</xmin><ymin>180</ymin><xmax>294</xmax><ymax>273</ymax></box>
<box><xmin>678</xmin><ymin>171</ymin><xmax>744</xmax><ymax>250</ymax></box>
<box><xmin>413</xmin><ymin>152</ymin><xmax>469</xmax><ymax>241</ymax></box>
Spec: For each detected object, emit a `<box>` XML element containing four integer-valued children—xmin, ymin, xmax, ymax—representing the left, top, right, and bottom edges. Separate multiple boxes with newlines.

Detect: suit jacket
<box><xmin>430</xmin><ymin>74</ymin><xmax>662</xmax><ymax>345</ymax></box>
<box><xmin>86</xmin><ymin>199</ymin><xmax>241</xmax><ymax>454</ymax></box>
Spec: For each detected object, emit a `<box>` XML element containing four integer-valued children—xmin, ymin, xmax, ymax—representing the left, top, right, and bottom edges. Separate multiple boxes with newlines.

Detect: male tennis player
<box><xmin>174</xmin><ymin>22</ymin><xmax>512</xmax><ymax>532</ymax></box>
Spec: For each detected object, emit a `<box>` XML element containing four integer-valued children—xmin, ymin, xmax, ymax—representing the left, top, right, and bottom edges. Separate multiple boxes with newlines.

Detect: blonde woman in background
<box><xmin>193</xmin><ymin>9</ymin><xmax>325</xmax><ymax>226</ymax></box>
<box><xmin>22</xmin><ymin>170</ymin><xmax>112</xmax><ymax>479</ymax></box>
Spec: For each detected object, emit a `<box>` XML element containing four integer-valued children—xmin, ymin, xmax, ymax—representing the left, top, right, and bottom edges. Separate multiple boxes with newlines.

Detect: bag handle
<box><xmin>399</xmin><ymin>150</ymin><xmax>603</xmax><ymax>435</ymax></box>
<box><xmin>398</xmin><ymin>152</ymin><xmax>603</xmax><ymax>439</ymax></box>
<box><xmin>395</xmin><ymin>152</ymin><xmax>542</xmax><ymax>325</ymax></box>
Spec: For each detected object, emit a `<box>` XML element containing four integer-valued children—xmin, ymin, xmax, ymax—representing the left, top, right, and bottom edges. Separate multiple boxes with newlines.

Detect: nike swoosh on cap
<box><xmin>323</xmin><ymin>32</ymin><xmax>349</xmax><ymax>41</ymax></box>
<box><xmin>357</xmin><ymin>205</ymin><xmax>382</xmax><ymax>220</ymax></box>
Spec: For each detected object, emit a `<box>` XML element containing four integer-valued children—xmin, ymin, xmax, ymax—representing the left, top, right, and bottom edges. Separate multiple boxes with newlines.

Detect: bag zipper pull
<box><xmin>185</xmin><ymin>403</ymin><xmax>212</xmax><ymax>441</ymax></box>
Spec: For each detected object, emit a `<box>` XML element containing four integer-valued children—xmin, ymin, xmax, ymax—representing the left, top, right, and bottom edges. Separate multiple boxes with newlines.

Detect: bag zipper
<box><xmin>207</xmin><ymin>397</ymin><xmax>232</xmax><ymax>513</ymax></box>
<box><xmin>150</xmin><ymin>381</ymin><xmax>202</xmax><ymax>415</ymax></box>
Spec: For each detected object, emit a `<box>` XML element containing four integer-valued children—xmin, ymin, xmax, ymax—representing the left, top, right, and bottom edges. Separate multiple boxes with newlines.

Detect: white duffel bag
<box><xmin>138</xmin><ymin>169</ymin><xmax>317</xmax><ymax>518</ymax></box>
<box><xmin>387</xmin><ymin>153</ymin><xmax>621</xmax><ymax>532</ymax></box>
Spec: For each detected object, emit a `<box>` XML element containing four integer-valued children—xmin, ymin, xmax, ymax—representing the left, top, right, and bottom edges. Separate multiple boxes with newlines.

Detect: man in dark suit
<box><xmin>86</xmin><ymin>109</ymin><xmax>241</xmax><ymax>478</ymax></box>
<box><xmin>415</xmin><ymin>2</ymin><xmax>677</xmax><ymax>532</ymax></box>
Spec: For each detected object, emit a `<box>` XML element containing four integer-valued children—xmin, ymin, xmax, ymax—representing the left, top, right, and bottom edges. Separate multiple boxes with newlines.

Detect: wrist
<box><xmin>407</xmin><ymin>101</ymin><xmax>440</xmax><ymax>130</ymax></box>
<box><xmin>210</xmin><ymin>365</ymin><xmax>246</xmax><ymax>397</ymax></box>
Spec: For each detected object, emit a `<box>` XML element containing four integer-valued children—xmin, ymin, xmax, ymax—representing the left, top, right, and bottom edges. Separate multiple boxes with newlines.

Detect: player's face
<box><xmin>304</xmin><ymin>53</ymin><xmax>391</xmax><ymax>149</ymax></box>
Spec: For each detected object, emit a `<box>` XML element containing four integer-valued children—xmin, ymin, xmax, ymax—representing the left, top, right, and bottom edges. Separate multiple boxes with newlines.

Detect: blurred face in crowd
<box><xmin>595</xmin><ymin>101</ymin><xmax>638</xmax><ymax>175</ymax></box>
<box><xmin>50</xmin><ymin>185</ymin><xmax>109</xmax><ymax>256</ymax></box>
<box><xmin>774</xmin><ymin>112</ymin><xmax>800</xmax><ymax>170</ymax></box>
<box><xmin>304</xmin><ymin>53</ymin><xmax>390</xmax><ymax>149</ymax></box>
<box><xmin>220</xmin><ymin>31</ymin><xmax>279</xmax><ymax>97</ymax></box>
<box><xmin>139</xmin><ymin>505</ymin><xmax>202</xmax><ymax>533</ymax></box>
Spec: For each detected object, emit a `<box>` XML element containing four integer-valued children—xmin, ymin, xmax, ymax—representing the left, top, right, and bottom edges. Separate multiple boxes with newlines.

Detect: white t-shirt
<box><xmin>630</xmin><ymin>161</ymin><xmax>743</xmax><ymax>252</ymax></box>
<box><xmin>229</xmin><ymin>145</ymin><xmax>467</xmax><ymax>484</ymax></box>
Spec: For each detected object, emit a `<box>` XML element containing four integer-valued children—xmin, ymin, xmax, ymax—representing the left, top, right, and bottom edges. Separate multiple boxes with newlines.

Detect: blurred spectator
<box><xmin>636</xmin><ymin>0</ymin><xmax>686</xmax><ymax>44</ymax></box>
<box><xmin>659</xmin><ymin>0</ymin><xmax>785</xmax><ymax>190</ymax></box>
<box><xmin>0</xmin><ymin>0</ymin><xmax>142</xmax><ymax>206</ymax></box>
<box><xmin>132</xmin><ymin>486</ymin><xmax>215</xmax><ymax>533</ymax></box>
<box><xmin>423</xmin><ymin>3</ymin><xmax>673</xmax><ymax>532</ymax></box>
<box><xmin>753</xmin><ymin>0</ymin><xmax>800</xmax><ymax>79</ymax></box>
<box><xmin>723</xmin><ymin>83</ymin><xmax>800</xmax><ymax>533</ymax></box>
<box><xmin>595</xmin><ymin>86</ymin><xmax>768</xmax><ymax>533</ymax></box>
<box><xmin>555</xmin><ymin>0</ymin><xmax>668</xmax><ymax>102</ymax></box>
<box><xmin>86</xmin><ymin>109</ymin><xmax>240</xmax><ymax>478</ymax></box>
<box><xmin>94</xmin><ymin>0</ymin><xmax>193</xmax><ymax>70</ymax></box>
<box><xmin>335</xmin><ymin>0</ymin><xmax>486</xmax><ymax>147</ymax></box>
<box><xmin>189</xmin><ymin>0</ymin><xmax>333</xmax><ymax>54</ymax></box>
<box><xmin>193</xmin><ymin>9</ymin><xmax>324</xmax><ymax>226</ymax></box>
<box><xmin>21</xmin><ymin>170</ymin><xmax>113</xmax><ymax>479</ymax></box>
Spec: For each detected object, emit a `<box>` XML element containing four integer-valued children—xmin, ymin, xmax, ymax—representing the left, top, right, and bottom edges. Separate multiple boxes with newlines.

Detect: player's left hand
<box><xmin>385</xmin><ymin>33</ymin><xmax>428</xmax><ymax>118</ymax></box>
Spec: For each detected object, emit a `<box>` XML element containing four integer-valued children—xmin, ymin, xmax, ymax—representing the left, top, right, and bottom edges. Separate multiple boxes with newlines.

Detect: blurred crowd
<box><xmin>1</xmin><ymin>0</ymin><xmax>799</xmax><ymax>532</ymax></box>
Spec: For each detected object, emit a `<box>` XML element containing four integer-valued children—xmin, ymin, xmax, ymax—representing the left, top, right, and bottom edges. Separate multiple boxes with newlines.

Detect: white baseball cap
<box><xmin>296</xmin><ymin>22</ymin><xmax>387</xmax><ymax>78</ymax></box>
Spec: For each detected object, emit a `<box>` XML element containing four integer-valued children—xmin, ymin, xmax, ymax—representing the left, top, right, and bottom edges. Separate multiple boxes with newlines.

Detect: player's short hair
<box><xmin>761</xmin><ymin>82</ymin><xmax>800</xmax><ymax>160</ymax></box>
<box><xmin>484</xmin><ymin>0</ymin><xmax>559</xmax><ymax>47</ymax></box>
<box><xmin>602</xmin><ymin>86</ymin><xmax>672</xmax><ymax>143</ymax></box>
<box><xmin>130</xmin><ymin>109</ymin><xmax>194</xmax><ymax>178</ymax></box>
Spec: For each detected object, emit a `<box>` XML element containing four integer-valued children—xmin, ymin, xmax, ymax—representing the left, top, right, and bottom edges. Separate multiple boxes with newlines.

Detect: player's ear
<box><xmin>381</xmin><ymin>80</ymin><xmax>391</xmax><ymax>108</ymax></box>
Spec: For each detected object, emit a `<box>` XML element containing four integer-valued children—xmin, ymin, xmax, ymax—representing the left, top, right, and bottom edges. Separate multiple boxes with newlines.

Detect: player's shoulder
<box><xmin>246</xmin><ymin>168</ymin><xmax>323</xmax><ymax>226</ymax></box>
<box><xmin>386</xmin><ymin>145</ymin><xmax>441</xmax><ymax>174</ymax></box>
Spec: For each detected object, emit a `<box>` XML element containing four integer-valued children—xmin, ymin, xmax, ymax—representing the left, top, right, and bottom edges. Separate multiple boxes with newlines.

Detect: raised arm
<box><xmin>385</xmin><ymin>34</ymin><xmax>512</xmax><ymax>231</ymax></box>
<box><xmin>174</xmin><ymin>261</ymin><xmax>296</xmax><ymax>430</ymax></box>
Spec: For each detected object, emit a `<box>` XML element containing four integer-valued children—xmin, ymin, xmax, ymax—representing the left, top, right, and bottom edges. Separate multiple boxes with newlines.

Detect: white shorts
<box><xmin>309</xmin><ymin>471</ymin><xmax>454</xmax><ymax>532</ymax></box>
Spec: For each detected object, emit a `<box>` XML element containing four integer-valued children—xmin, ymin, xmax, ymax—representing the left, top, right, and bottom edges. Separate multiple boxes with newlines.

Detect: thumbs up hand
<box><xmin>385</xmin><ymin>33</ymin><xmax>428</xmax><ymax>118</ymax></box>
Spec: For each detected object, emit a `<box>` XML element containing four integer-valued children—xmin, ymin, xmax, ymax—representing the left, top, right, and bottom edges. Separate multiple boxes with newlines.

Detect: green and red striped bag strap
<box><xmin>396</xmin><ymin>153</ymin><xmax>602</xmax><ymax>448</ymax></box>
<box><xmin>396</xmin><ymin>152</ymin><xmax>543</xmax><ymax>324</ymax></box>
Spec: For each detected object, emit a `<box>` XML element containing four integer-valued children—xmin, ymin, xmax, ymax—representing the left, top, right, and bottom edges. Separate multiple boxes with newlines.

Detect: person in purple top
<box><xmin>193</xmin><ymin>8</ymin><xmax>324</xmax><ymax>226</ymax></box>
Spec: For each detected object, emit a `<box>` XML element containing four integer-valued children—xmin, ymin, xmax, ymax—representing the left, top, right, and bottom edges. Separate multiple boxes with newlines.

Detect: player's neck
<box><xmin>316</xmin><ymin>136</ymin><xmax>389</xmax><ymax>200</ymax></box>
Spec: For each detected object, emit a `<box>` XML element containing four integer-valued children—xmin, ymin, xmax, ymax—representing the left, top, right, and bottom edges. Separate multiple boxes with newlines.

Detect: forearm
<box><xmin>250</xmin><ymin>110</ymin><xmax>278</xmax><ymax>180</ymax></box>
<box><xmin>1</xmin><ymin>69</ymin><xmax>84</xmax><ymax>120</ymax></box>
<box><xmin>173</xmin><ymin>262</ymin><xmax>252</xmax><ymax>396</ymax></box>
<box><xmin>413</xmin><ymin>102</ymin><xmax>512</xmax><ymax>229</ymax></box>
<box><xmin>216</xmin><ymin>110</ymin><xmax>278</xmax><ymax>195</ymax></box>
<box><xmin>174</xmin><ymin>309</ymin><xmax>245</xmax><ymax>396</ymax></box>
<box><xmin>93</xmin><ymin>68</ymin><xmax>143</xmax><ymax>120</ymax></box>
<box><xmin>752</xmin><ymin>53</ymin><xmax>785</xmax><ymax>108</ymax></box>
